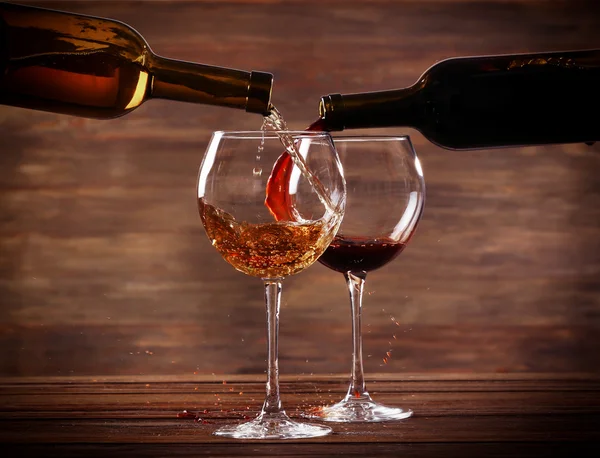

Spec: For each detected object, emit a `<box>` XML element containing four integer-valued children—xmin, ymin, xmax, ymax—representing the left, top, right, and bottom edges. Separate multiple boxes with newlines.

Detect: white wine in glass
<box><xmin>196</xmin><ymin>130</ymin><xmax>346</xmax><ymax>439</ymax></box>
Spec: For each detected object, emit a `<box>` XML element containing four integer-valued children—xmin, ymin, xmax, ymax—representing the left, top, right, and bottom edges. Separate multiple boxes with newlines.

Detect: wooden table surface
<box><xmin>1</xmin><ymin>373</ymin><xmax>599</xmax><ymax>457</ymax></box>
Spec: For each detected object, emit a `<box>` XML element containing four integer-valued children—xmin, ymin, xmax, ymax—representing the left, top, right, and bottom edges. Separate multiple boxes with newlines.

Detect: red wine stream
<box><xmin>265</xmin><ymin>118</ymin><xmax>326</xmax><ymax>220</ymax></box>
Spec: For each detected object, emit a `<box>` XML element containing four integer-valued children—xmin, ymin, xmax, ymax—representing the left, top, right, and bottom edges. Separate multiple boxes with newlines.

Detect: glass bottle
<box><xmin>0</xmin><ymin>1</ymin><xmax>273</xmax><ymax>118</ymax></box>
<box><xmin>318</xmin><ymin>49</ymin><xmax>600</xmax><ymax>149</ymax></box>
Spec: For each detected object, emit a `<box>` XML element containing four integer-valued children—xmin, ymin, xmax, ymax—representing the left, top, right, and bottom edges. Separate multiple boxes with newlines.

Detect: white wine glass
<box><xmin>196</xmin><ymin>130</ymin><xmax>346</xmax><ymax>439</ymax></box>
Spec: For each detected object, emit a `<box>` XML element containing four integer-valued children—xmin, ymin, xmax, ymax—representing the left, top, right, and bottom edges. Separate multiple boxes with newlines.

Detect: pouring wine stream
<box><xmin>262</xmin><ymin>106</ymin><xmax>337</xmax><ymax>220</ymax></box>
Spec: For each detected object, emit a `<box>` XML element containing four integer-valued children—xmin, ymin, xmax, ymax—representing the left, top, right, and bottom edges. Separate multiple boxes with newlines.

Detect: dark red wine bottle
<box><xmin>0</xmin><ymin>1</ymin><xmax>273</xmax><ymax>119</ymax></box>
<box><xmin>318</xmin><ymin>49</ymin><xmax>600</xmax><ymax>150</ymax></box>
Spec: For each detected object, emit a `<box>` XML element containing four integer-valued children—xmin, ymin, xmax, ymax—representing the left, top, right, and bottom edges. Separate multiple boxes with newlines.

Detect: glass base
<box><xmin>304</xmin><ymin>396</ymin><xmax>413</xmax><ymax>423</ymax></box>
<box><xmin>213</xmin><ymin>411</ymin><xmax>332</xmax><ymax>439</ymax></box>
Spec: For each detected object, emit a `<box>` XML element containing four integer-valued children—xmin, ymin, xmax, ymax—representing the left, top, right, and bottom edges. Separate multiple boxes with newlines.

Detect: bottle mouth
<box><xmin>246</xmin><ymin>71</ymin><xmax>273</xmax><ymax>115</ymax></box>
<box><xmin>318</xmin><ymin>94</ymin><xmax>345</xmax><ymax>131</ymax></box>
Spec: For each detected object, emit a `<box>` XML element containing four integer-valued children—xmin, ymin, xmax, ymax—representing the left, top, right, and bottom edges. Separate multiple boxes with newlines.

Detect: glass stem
<box><xmin>261</xmin><ymin>279</ymin><xmax>284</xmax><ymax>415</ymax></box>
<box><xmin>344</xmin><ymin>271</ymin><xmax>369</xmax><ymax>399</ymax></box>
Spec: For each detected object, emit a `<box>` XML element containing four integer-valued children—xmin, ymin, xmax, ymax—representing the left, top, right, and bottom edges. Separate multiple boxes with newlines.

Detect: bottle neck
<box><xmin>148</xmin><ymin>54</ymin><xmax>272</xmax><ymax>115</ymax></box>
<box><xmin>319</xmin><ymin>86</ymin><xmax>419</xmax><ymax>131</ymax></box>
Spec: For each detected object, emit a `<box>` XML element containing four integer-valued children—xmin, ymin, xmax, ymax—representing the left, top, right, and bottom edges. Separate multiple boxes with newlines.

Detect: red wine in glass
<box><xmin>318</xmin><ymin>236</ymin><xmax>406</xmax><ymax>274</ymax></box>
<box><xmin>262</xmin><ymin>111</ymin><xmax>425</xmax><ymax>423</ymax></box>
<box><xmin>302</xmin><ymin>135</ymin><xmax>425</xmax><ymax>423</ymax></box>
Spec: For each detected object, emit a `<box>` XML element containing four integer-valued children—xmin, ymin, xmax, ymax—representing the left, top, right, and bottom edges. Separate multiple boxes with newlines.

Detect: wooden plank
<box><xmin>4</xmin><ymin>442</ymin><xmax>599</xmax><ymax>458</ymax></box>
<box><xmin>3</xmin><ymin>372</ymin><xmax>600</xmax><ymax>388</ymax></box>
<box><xmin>1</xmin><ymin>323</ymin><xmax>599</xmax><ymax>377</ymax></box>
<box><xmin>1</xmin><ymin>143</ymin><xmax>598</xmax><ymax>233</ymax></box>
<box><xmin>1</xmin><ymin>389</ymin><xmax>598</xmax><ymax>418</ymax></box>
<box><xmin>0</xmin><ymin>414</ymin><xmax>598</xmax><ymax>443</ymax></box>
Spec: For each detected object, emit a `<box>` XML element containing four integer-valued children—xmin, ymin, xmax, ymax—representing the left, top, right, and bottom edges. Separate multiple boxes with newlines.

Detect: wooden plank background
<box><xmin>1</xmin><ymin>0</ymin><xmax>599</xmax><ymax>378</ymax></box>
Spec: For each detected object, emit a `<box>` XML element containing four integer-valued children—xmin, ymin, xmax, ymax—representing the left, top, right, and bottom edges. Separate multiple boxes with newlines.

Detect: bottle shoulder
<box><xmin>419</xmin><ymin>48</ymin><xmax>600</xmax><ymax>82</ymax></box>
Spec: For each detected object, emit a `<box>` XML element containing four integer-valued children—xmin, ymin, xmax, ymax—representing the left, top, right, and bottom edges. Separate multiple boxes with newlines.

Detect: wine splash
<box><xmin>262</xmin><ymin>106</ymin><xmax>336</xmax><ymax>220</ymax></box>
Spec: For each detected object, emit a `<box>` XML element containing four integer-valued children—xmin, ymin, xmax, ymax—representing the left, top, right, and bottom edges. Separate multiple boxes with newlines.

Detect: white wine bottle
<box><xmin>0</xmin><ymin>1</ymin><xmax>273</xmax><ymax>118</ymax></box>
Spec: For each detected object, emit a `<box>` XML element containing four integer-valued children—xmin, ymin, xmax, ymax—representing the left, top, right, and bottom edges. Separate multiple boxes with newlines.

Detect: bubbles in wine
<box><xmin>198</xmin><ymin>198</ymin><xmax>334</xmax><ymax>278</ymax></box>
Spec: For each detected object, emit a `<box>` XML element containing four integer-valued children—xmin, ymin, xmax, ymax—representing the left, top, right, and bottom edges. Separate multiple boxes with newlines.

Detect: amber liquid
<box><xmin>198</xmin><ymin>198</ymin><xmax>333</xmax><ymax>278</ymax></box>
<box><xmin>0</xmin><ymin>2</ymin><xmax>267</xmax><ymax>118</ymax></box>
<box><xmin>0</xmin><ymin>51</ymin><xmax>148</xmax><ymax>118</ymax></box>
<box><xmin>0</xmin><ymin>3</ymin><xmax>150</xmax><ymax>118</ymax></box>
<box><xmin>318</xmin><ymin>236</ymin><xmax>406</xmax><ymax>274</ymax></box>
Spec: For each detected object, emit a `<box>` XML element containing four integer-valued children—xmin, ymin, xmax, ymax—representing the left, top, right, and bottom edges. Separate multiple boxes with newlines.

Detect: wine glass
<box><xmin>196</xmin><ymin>130</ymin><xmax>346</xmax><ymax>439</ymax></box>
<box><xmin>304</xmin><ymin>136</ymin><xmax>425</xmax><ymax>422</ymax></box>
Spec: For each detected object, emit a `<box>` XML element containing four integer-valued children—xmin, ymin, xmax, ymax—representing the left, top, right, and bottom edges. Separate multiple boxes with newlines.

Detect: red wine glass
<box><xmin>196</xmin><ymin>131</ymin><xmax>346</xmax><ymax>438</ymax></box>
<box><xmin>306</xmin><ymin>136</ymin><xmax>425</xmax><ymax>422</ymax></box>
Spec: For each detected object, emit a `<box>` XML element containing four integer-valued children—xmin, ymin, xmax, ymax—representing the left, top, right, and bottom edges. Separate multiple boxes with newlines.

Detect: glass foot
<box><xmin>304</xmin><ymin>397</ymin><xmax>413</xmax><ymax>423</ymax></box>
<box><xmin>213</xmin><ymin>411</ymin><xmax>332</xmax><ymax>439</ymax></box>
